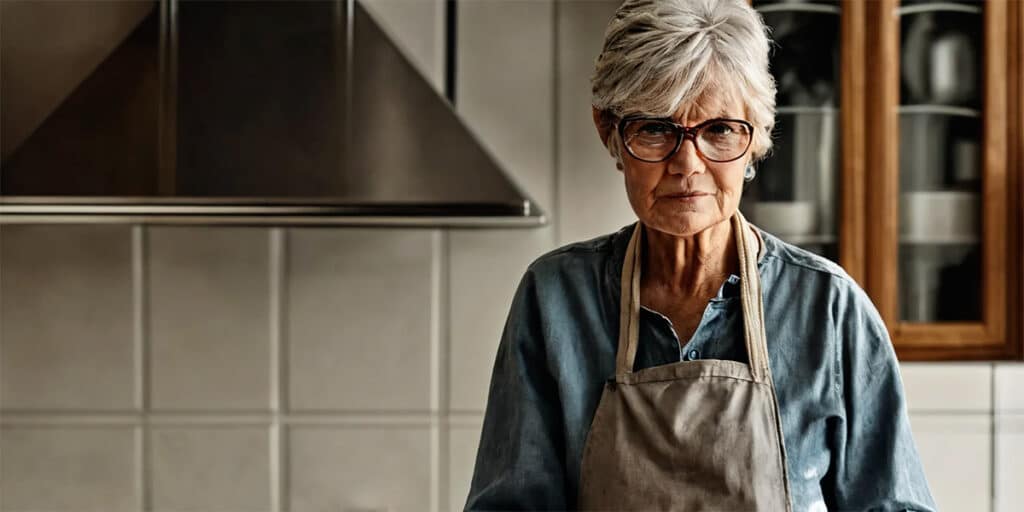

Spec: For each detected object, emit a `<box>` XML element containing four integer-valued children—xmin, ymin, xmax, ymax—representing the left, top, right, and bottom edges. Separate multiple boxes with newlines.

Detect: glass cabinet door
<box><xmin>747</xmin><ymin>0</ymin><xmax>860</xmax><ymax>276</ymax></box>
<box><xmin>868</xmin><ymin>0</ymin><xmax>1015</xmax><ymax>359</ymax></box>
<box><xmin>897</xmin><ymin>1</ymin><xmax>984</xmax><ymax>324</ymax></box>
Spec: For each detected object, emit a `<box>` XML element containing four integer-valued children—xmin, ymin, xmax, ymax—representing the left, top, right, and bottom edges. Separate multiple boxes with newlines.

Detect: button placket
<box><xmin>678</xmin><ymin>304</ymin><xmax>726</xmax><ymax>361</ymax></box>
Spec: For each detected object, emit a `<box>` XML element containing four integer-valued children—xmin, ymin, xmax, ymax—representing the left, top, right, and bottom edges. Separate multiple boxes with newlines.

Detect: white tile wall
<box><xmin>0</xmin><ymin>426</ymin><xmax>139</xmax><ymax>511</ymax></box>
<box><xmin>286</xmin><ymin>229</ymin><xmax>438</xmax><ymax>412</ymax></box>
<box><xmin>556</xmin><ymin>0</ymin><xmax>636</xmax><ymax>245</ymax></box>
<box><xmin>994</xmin><ymin>365</ymin><xmax>1024</xmax><ymax>512</ymax></box>
<box><xmin>148</xmin><ymin>227</ymin><xmax>272</xmax><ymax>411</ymax></box>
<box><xmin>995</xmin><ymin>413</ymin><xmax>1024</xmax><ymax>512</ymax></box>
<box><xmin>900</xmin><ymin>362</ymin><xmax>993</xmax><ymax>412</ymax></box>
<box><xmin>911</xmin><ymin>414</ymin><xmax>993</xmax><ymax>512</ymax></box>
<box><xmin>150</xmin><ymin>426</ymin><xmax>271</xmax><ymax>511</ymax></box>
<box><xmin>449</xmin><ymin>418</ymin><xmax>484</xmax><ymax>510</ymax></box>
<box><xmin>0</xmin><ymin>225</ymin><xmax>137</xmax><ymax>411</ymax></box>
<box><xmin>1</xmin><ymin>3</ymin><xmax>1019</xmax><ymax>511</ymax></box>
<box><xmin>995</xmin><ymin>362</ymin><xmax>1024</xmax><ymax>411</ymax></box>
<box><xmin>288</xmin><ymin>425</ymin><xmax>432</xmax><ymax>512</ymax></box>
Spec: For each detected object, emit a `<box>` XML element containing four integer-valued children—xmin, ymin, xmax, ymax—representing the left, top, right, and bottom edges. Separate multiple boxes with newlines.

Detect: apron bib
<box><xmin>577</xmin><ymin>212</ymin><xmax>793</xmax><ymax>511</ymax></box>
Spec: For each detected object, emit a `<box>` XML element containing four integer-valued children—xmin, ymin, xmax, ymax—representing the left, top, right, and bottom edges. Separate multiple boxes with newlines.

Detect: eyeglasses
<box><xmin>616</xmin><ymin>115</ymin><xmax>754</xmax><ymax>163</ymax></box>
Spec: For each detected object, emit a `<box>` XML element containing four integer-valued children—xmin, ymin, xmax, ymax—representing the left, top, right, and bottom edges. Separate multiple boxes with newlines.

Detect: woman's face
<box><xmin>594</xmin><ymin>91</ymin><xmax>752</xmax><ymax>238</ymax></box>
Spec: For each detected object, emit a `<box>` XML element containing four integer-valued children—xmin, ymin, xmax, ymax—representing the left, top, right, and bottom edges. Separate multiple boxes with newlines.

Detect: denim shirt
<box><xmin>465</xmin><ymin>222</ymin><xmax>938</xmax><ymax>512</ymax></box>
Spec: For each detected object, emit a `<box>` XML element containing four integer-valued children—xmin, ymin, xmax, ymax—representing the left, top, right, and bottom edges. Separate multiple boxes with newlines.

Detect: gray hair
<box><xmin>591</xmin><ymin>0</ymin><xmax>776</xmax><ymax>164</ymax></box>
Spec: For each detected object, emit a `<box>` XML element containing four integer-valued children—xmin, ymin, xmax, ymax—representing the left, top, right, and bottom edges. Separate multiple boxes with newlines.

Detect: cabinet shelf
<box><xmin>755</xmin><ymin>4</ymin><xmax>841</xmax><ymax>16</ymax></box>
<box><xmin>777</xmin><ymin>106</ymin><xmax>838</xmax><ymax>115</ymax></box>
<box><xmin>899</xmin><ymin>236</ymin><xmax>980</xmax><ymax>245</ymax></box>
<box><xmin>898</xmin><ymin>105</ymin><xmax>982</xmax><ymax>117</ymax></box>
<box><xmin>896</xmin><ymin>3</ymin><xmax>982</xmax><ymax>17</ymax></box>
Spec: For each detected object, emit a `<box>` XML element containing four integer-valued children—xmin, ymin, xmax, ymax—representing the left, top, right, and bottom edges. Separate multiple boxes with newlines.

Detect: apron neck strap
<box><xmin>733</xmin><ymin>210</ymin><xmax>771</xmax><ymax>382</ymax></box>
<box><xmin>615</xmin><ymin>212</ymin><xmax>772</xmax><ymax>382</ymax></box>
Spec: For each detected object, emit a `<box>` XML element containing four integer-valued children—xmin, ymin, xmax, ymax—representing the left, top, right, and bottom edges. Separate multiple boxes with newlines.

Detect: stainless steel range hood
<box><xmin>0</xmin><ymin>0</ymin><xmax>545</xmax><ymax>227</ymax></box>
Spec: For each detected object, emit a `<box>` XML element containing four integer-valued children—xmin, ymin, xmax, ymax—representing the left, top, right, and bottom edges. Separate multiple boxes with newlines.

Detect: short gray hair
<box><xmin>591</xmin><ymin>0</ymin><xmax>776</xmax><ymax>163</ymax></box>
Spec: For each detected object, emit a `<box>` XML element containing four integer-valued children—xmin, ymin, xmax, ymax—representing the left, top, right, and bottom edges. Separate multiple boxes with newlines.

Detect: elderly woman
<box><xmin>465</xmin><ymin>0</ymin><xmax>936</xmax><ymax>510</ymax></box>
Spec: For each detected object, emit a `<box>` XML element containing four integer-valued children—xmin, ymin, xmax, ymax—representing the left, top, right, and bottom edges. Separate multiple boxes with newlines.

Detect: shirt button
<box><xmin>686</xmin><ymin>349</ymin><xmax>700</xmax><ymax>361</ymax></box>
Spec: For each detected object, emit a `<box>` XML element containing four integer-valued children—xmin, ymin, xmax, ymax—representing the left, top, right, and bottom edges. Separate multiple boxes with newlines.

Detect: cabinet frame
<box><xmin>840</xmin><ymin>0</ymin><xmax>867</xmax><ymax>285</ymax></box>
<box><xmin>863</xmin><ymin>0</ymin><xmax>1021</xmax><ymax>360</ymax></box>
<box><xmin>751</xmin><ymin>0</ymin><xmax>1020</xmax><ymax>359</ymax></box>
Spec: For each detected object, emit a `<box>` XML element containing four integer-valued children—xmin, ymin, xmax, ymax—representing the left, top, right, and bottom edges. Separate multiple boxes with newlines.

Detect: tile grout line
<box><xmin>14</xmin><ymin>405</ymin><xmax>1024</xmax><ymax>423</ymax></box>
<box><xmin>551</xmin><ymin>0</ymin><xmax>561</xmax><ymax>247</ymax></box>
<box><xmin>270</xmin><ymin>228</ymin><xmax>286</xmax><ymax>512</ymax></box>
<box><xmin>280</xmin><ymin>228</ymin><xmax>293</xmax><ymax>512</ymax></box>
<box><xmin>0</xmin><ymin>410</ymin><xmax>469</xmax><ymax>423</ymax></box>
<box><xmin>990</xmin><ymin>362</ymin><xmax>997</xmax><ymax>512</ymax></box>
<box><xmin>432</xmin><ymin>228</ymin><xmax>451</xmax><ymax>512</ymax></box>
<box><xmin>0</xmin><ymin>227</ymin><xmax>4</xmax><ymax>424</ymax></box>
<box><xmin>444</xmin><ymin>228</ymin><xmax>453</xmax><ymax>511</ymax></box>
<box><xmin>132</xmin><ymin>224</ymin><xmax>152</xmax><ymax>512</ymax></box>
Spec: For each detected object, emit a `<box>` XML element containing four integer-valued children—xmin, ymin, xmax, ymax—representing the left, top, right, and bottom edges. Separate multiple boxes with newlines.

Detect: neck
<box><xmin>641</xmin><ymin>218</ymin><xmax>738</xmax><ymax>298</ymax></box>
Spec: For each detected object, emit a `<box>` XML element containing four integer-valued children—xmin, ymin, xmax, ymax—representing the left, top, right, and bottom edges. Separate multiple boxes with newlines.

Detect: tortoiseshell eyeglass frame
<box><xmin>615</xmin><ymin>114</ymin><xmax>755</xmax><ymax>163</ymax></box>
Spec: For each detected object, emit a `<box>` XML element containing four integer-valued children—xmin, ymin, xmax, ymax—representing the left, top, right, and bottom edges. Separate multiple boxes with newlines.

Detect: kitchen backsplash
<box><xmin>1</xmin><ymin>1</ymin><xmax>1021</xmax><ymax>511</ymax></box>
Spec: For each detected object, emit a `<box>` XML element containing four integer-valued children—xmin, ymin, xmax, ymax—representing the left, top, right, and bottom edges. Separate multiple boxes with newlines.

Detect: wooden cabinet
<box><xmin>751</xmin><ymin>0</ymin><xmax>1022</xmax><ymax>360</ymax></box>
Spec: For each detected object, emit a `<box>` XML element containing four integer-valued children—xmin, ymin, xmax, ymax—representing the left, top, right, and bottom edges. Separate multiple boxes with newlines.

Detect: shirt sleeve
<box><xmin>824</xmin><ymin>280</ymin><xmax>938</xmax><ymax>511</ymax></box>
<box><xmin>463</xmin><ymin>266</ymin><xmax>569</xmax><ymax>511</ymax></box>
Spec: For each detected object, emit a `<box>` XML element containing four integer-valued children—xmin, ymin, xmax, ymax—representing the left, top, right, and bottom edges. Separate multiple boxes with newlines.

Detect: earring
<box><xmin>615</xmin><ymin>161</ymin><xmax>624</xmax><ymax>171</ymax></box>
<box><xmin>744</xmin><ymin>165</ymin><xmax>756</xmax><ymax>182</ymax></box>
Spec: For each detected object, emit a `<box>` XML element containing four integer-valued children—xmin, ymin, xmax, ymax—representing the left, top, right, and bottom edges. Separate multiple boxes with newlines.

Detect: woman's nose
<box><xmin>666</xmin><ymin>135</ymin><xmax>706</xmax><ymax>176</ymax></box>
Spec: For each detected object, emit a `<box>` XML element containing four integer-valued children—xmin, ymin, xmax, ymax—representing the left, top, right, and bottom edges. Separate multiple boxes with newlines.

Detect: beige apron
<box><xmin>577</xmin><ymin>212</ymin><xmax>792</xmax><ymax>512</ymax></box>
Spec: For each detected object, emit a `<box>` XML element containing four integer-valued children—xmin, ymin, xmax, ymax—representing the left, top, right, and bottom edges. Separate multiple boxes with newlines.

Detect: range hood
<box><xmin>0</xmin><ymin>0</ymin><xmax>544</xmax><ymax>227</ymax></box>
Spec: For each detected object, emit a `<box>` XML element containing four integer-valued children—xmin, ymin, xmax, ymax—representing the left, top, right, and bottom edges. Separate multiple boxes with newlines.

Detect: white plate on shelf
<box><xmin>749</xmin><ymin>201</ymin><xmax>818</xmax><ymax>237</ymax></box>
<box><xmin>899</xmin><ymin>236</ymin><xmax>979</xmax><ymax>245</ymax></box>
<box><xmin>900</xmin><ymin>190</ymin><xmax>979</xmax><ymax>242</ymax></box>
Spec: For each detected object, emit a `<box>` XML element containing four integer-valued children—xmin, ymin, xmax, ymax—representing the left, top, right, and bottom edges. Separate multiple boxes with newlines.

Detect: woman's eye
<box><xmin>638</xmin><ymin>122</ymin><xmax>671</xmax><ymax>135</ymax></box>
<box><xmin>705</xmin><ymin>122</ymin><xmax>734</xmax><ymax>135</ymax></box>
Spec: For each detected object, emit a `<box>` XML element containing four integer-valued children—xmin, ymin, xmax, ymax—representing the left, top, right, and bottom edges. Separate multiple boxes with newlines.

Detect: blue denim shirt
<box><xmin>465</xmin><ymin>222</ymin><xmax>937</xmax><ymax>511</ymax></box>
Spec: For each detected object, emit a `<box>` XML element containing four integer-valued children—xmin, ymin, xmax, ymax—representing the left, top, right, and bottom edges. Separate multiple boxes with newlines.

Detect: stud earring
<box><xmin>615</xmin><ymin>161</ymin><xmax>624</xmax><ymax>171</ymax></box>
<box><xmin>744</xmin><ymin>165</ymin><xmax>756</xmax><ymax>182</ymax></box>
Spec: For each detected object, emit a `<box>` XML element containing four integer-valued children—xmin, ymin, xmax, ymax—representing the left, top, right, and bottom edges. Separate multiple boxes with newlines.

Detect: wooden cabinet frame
<box><xmin>863</xmin><ymin>0</ymin><xmax>1022</xmax><ymax>360</ymax></box>
<box><xmin>750</xmin><ymin>0</ymin><xmax>1020</xmax><ymax>359</ymax></box>
<box><xmin>840</xmin><ymin>0</ymin><xmax>867</xmax><ymax>285</ymax></box>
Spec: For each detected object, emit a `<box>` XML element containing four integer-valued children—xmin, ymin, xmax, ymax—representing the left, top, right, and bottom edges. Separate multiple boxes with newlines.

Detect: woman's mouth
<box><xmin>663</xmin><ymin>192</ymin><xmax>710</xmax><ymax>201</ymax></box>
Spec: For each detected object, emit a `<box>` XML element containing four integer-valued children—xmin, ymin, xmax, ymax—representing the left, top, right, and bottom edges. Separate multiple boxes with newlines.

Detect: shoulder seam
<box><xmin>757</xmin><ymin>229</ymin><xmax>851</xmax><ymax>280</ymax></box>
<box><xmin>535</xmin><ymin>233</ymin><xmax>618</xmax><ymax>258</ymax></box>
<box><xmin>525</xmin><ymin>237</ymin><xmax>615</xmax><ymax>272</ymax></box>
<box><xmin>763</xmin><ymin>251</ymin><xmax>850</xmax><ymax>281</ymax></box>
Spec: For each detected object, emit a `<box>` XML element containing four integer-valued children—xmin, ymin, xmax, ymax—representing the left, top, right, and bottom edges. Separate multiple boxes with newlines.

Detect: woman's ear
<box><xmin>592</xmin><ymin>106</ymin><xmax>614</xmax><ymax>149</ymax></box>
